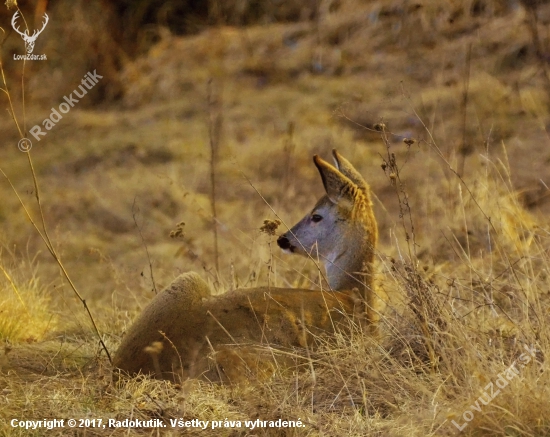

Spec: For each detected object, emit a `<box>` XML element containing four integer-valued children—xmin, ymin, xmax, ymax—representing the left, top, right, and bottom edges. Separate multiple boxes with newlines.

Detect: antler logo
<box><xmin>12</xmin><ymin>11</ymin><xmax>49</xmax><ymax>54</ymax></box>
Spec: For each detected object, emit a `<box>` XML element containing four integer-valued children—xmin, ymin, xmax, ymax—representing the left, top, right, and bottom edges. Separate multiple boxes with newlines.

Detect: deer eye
<box><xmin>311</xmin><ymin>214</ymin><xmax>323</xmax><ymax>223</ymax></box>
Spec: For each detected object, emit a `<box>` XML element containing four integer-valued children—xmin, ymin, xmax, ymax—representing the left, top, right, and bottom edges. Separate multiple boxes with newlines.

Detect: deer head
<box><xmin>277</xmin><ymin>150</ymin><xmax>377</xmax><ymax>292</ymax></box>
<box><xmin>12</xmin><ymin>11</ymin><xmax>49</xmax><ymax>54</ymax></box>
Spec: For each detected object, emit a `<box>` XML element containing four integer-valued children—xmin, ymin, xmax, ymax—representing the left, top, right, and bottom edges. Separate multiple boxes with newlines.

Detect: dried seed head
<box><xmin>5</xmin><ymin>0</ymin><xmax>17</xmax><ymax>9</ymax></box>
<box><xmin>381</xmin><ymin>162</ymin><xmax>387</xmax><ymax>171</ymax></box>
<box><xmin>170</xmin><ymin>222</ymin><xmax>185</xmax><ymax>239</ymax></box>
<box><xmin>389</xmin><ymin>172</ymin><xmax>397</xmax><ymax>181</ymax></box>
<box><xmin>260</xmin><ymin>219</ymin><xmax>281</xmax><ymax>236</ymax></box>
<box><xmin>403</xmin><ymin>138</ymin><xmax>416</xmax><ymax>146</ymax></box>
<box><xmin>374</xmin><ymin>123</ymin><xmax>386</xmax><ymax>131</ymax></box>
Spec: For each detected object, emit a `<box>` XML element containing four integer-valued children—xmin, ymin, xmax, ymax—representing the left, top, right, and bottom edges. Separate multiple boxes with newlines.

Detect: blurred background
<box><xmin>1</xmin><ymin>0</ymin><xmax>550</xmax><ymax>314</ymax></box>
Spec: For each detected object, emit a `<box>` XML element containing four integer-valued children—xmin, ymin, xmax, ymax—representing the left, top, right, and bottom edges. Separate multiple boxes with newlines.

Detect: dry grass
<box><xmin>1</xmin><ymin>0</ymin><xmax>550</xmax><ymax>435</ymax></box>
<box><xmin>0</xmin><ymin>254</ymin><xmax>56</xmax><ymax>343</ymax></box>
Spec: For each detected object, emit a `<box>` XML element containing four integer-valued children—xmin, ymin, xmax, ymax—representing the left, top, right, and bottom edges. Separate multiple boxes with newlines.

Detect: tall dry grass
<box><xmin>0</xmin><ymin>253</ymin><xmax>56</xmax><ymax>344</ymax></box>
<box><xmin>1</xmin><ymin>0</ymin><xmax>550</xmax><ymax>436</ymax></box>
<box><xmin>2</xmin><ymin>132</ymin><xmax>548</xmax><ymax>436</ymax></box>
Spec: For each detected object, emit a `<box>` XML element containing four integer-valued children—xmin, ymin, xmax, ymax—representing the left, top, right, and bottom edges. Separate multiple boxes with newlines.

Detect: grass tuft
<box><xmin>0</xmin><ymin>257</ymin><xmax>56</xmax><ymax>343</ymax></box>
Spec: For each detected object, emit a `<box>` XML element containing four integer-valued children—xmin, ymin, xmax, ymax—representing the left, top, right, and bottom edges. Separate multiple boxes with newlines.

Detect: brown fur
<box><xmin>113</xmin><ymin>272</ymin><xmax>360</xmax><ymax>382</ymax></box>
<box><xmin>113</xmin><ymin>150</ymin><xmax>382</xmax><ymax>382</ymax></box>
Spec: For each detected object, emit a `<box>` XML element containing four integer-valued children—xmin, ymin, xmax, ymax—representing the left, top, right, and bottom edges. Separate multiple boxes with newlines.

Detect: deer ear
<box><xmin>313</xmin><ymin>154</ymin><xmax>357</xmax><ymax>206</ymax></box>
<box><xmin>332</xmin><ymin>149</ymin><xmax>368</xmax><ymax>192</ymax></box>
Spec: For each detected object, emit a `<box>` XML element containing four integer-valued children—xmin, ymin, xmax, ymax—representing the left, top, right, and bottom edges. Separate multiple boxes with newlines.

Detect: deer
<box><xmin>12</xmin><ymin>11</ymin><xmax>49</xmax><ymax>54</ymax></box>
<box><xmin>113</xmin><ymin>150</ymin><xmax>382</xmax><ymax>383</ymax></box>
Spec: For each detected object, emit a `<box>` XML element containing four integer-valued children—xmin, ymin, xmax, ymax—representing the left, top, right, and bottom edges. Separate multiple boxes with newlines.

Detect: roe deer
<box><xmin>113</xmin><ymin>150</ymin><xmax>382</xmax><ymax>383</ymax></box>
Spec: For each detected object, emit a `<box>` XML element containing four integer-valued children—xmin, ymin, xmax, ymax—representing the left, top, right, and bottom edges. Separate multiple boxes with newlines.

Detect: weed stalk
<box><xmin>0</xmin><ymin>8</ymin><xmax>112</xmax><ymax>363</ymax></box>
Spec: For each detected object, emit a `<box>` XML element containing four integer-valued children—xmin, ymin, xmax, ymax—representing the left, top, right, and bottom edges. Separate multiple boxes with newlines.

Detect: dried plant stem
<box><xmin>0</xmin><ymin>164</ymin><xmax>112</xmax><ymax>364</ymax></box>
<box><xmin>0</xmin><ymin>19</ymin><xmax>111</xmax><ymax>363</ymax></box>
<box><xmin>0</xmin><ymin>263</ymin><xmax>29</xmax><ymax>313</ymax></box>
<box><xmin>403</xmin><ymin>89</ymin><xmax>538</xmax><ymax>336</ymax></box>
<box><xmin>524</xmin><ymin>1</ymin><xmax>550</xmax><ymax>105</ymax></box>
<box><xmin>207</xmin><ymin>79</ymin><xmax>221</xmax><ymax>275</ymax></box>
<box><xmin>0</xmin><ymin>55</ymin><xmax>23</xmax><ymax>137</ymax></box>
<box><xmin>242</xmin><ymin>173</ymin><xmax>332</xmax><ymax>290</ymax></box>
<box><xmin>132</xmin><ymin>199</ymin><xmax>157</xmax><ymax>294</ymax></box>
<box><xmin>282</xmin><ymin>121</ymin><xmax>295</xmax><ymax>194</ymax></box>
<box><xmin>159</xmin><ymin>330</ymin><xmax>184</xmax><ymax>381</ymax></box>
<box><xmin>267</xmin><ymin>240</ymin><xmax>273</xmax><ymax>288</ymax></box>
<box><xmin>458</xmin><ymin>43</ymin><xmax>472</xmax><ymax>177</ymax></box>
<box><xmin>378</xmin><ymin>124</ymin><xmax>417</xmax><ymax>261</ymax></box>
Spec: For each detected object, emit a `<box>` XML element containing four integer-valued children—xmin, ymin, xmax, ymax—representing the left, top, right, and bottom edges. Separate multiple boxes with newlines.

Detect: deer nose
<box><xmin>277</xmin><ymin>235</ymin><xmax>291</xmax><ymax>250</ymax></box>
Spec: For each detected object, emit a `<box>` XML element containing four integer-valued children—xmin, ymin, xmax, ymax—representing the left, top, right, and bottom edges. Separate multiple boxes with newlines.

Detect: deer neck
<box><xmin>324</xmin><ymin>237</ymin><xmax>375</xmax><ymax>293</ymax></box>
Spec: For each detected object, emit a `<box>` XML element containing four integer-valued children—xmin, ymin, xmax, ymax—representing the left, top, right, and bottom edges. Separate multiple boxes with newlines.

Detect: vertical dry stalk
<box><xmin>282</xmin><ymin>121</ymin><xmax>295</xmax><ymax>195</ymax></box>
<box><xmin>207</xmin><ymin>79</ymin><xmax>222</xmax><ymax>275</ymax></box>
<box><xmin>267</xmin><ymin>239</ymin><xmax>273</xmax><ymax>288</ymax></box>
<box><xmin>0</xmin><ymin>160</ymin><xmax>112</xmax><ymax>364</ymax></box>
<box><xmin>245</xmin><ymin>175</ymin><xmax>331</xmax><ymax>288</ymax></box>
<box><xmin>405</xmin><ymin>97</ymin><xmax>538</xmax><ymax>332</ymax></box>
<box><xmin>522</xmin><ymin>0</ymin><xmax>550</xmax><ymax>105</ymax></box>
<box><xmin>458</xmin><ymin>43</ymin><xmax>472</xmax><ymax>177</ymax></box>
<box><xmin>403</xmin><ymin>265</ymin><xmax>446</xmax><ymax>372</ymax></box>
<box><xmin>377</xmin><ymin>125</ymin><xmax>444</xmax><ymax>369</ymax></box>
<box><xmin>0</xmin><ymin>9</ymin><xmax>111</xmax><ymax>363</ymax></box>
<box><xmin>260</xmin><ymin>219</ymin><xmax>281</xmax><ymax>289</ymax></box>
<box><xmin>378</xmin><ymin>123</ymin><xmax>417</xmax><ymax>261</ymax></box>
<box><xmin>132</xmin><ymin>199</ymin><xmax>157</xmax><ymax>294</ymax></box>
